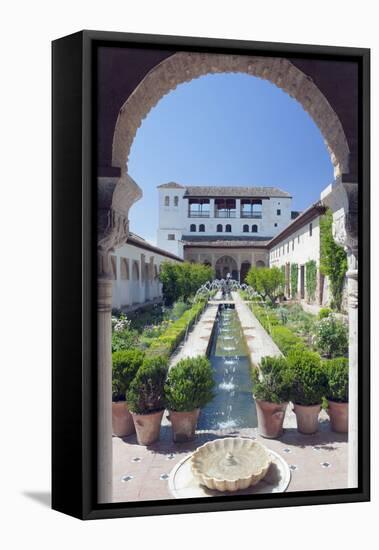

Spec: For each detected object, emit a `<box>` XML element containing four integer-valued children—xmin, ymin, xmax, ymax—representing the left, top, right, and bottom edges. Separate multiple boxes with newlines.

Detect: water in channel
<box><xmin>197</xmin><ymin>305</ymin><xmax>257</xmax><ymax>431</ymax></box>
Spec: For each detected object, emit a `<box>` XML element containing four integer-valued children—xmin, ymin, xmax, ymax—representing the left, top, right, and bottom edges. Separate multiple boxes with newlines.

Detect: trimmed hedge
<box><xmin>251</xmin><ymin>304</ymin><xmax>305</xmax><ymax>355</ymax></box>
<box><xmin>270</xmin><ymin>325</ymin><xmax>306</xmax><ymax>356</ymax></box>
<box><xmin>147</xmin><ymin>300</ymin><xmax>207</xmax><ymax>358</ymax></box>
<box><xmin>126</xmin><ymin>356</ymin><xmax>168</xmax><ymax>414</ymax></box>
<box><xmin>325</xmin><ymin>357</ymin><xmax>349</xmax><ymax>402</ymax></box>
<box><xmin>287</xmin><ymin>347</ymin><xmax>328</xmax><ymax>406</ymax></box>
<box><xmin>253</xmin><ymin>356</ymin><xmax>293</xmax><ymax>404</ymax></box>
<box><xmin>112</xmin><ymin>349</ymin><xmax>145</xmax><ymax>401</ymax></box>
<box><xmin>164</xmin><ymin>356</ymin><xmax>215</xmax><ymax>412</ymax></box>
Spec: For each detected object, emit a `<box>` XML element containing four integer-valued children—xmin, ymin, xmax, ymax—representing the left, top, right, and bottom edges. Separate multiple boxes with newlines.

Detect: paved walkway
<box><xmin>232</xmin><ymin>292</ymin><xmax>283</xmax><ymax>366</ymax></box>
<box><xmin>170</xmin><ymin>303</ymin><xmax>218</xmax><ymax>367</ymax></box>
<box><xmin>113</xmin><ymin>423</ymin><xmax>348</xmax><ymax>502</ymax></box>
<box><xmin>112</xmin><ymin>294</ymin><xmax>343</xmax><ymax>503</ymax></box>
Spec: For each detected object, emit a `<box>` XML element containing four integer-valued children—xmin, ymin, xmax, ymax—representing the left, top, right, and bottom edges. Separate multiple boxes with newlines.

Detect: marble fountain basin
<box><xmin>191</xmin><ymin>437</ymin><xmax>271</xmax><ymax>492</ymax></box>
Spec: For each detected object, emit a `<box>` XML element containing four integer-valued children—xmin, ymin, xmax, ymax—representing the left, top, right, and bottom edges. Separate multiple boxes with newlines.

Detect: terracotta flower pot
<box><xmin>255</xmin><ymin>399</ymin><xmax>288</xmax><ymax>439</ymax></box>
<box><xmin>112</xmin><ymin>401</ymin><xmax>135</xmax><ymax>437</ymax></box>
<box><xmin>167</xmin><ymin>408</ymin><xmax>200</xmax><ymax>442</ymax></box>
<box><xmin>131</xmin><ymin>409</ymin><xmax>164</xmax><ymax>445</ymax></box>
<box><xmin>328</xmin><ymin>400</ymin><xmax>348</xmax><ymax>433</ymax></box>
<box><xmin>293</xmin><ymin>403</ymin><xmax>321</xmax><ymax>434</ymax></box>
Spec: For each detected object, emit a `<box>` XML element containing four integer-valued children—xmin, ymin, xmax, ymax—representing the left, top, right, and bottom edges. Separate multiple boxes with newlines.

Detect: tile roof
<box><xmin>157</xmin><ymin>182</ymin><xmax>185</xmax><ymax>189</ymax></box>
<box><xmin>267</xmin><ymin>201</ymin><xmax>326</xmax><ymax>248</ymax></box>
<box><xmin>157</xmin><ymin>183</ymin><xmax>291</xmax><ymax>197</ymax></box>
<box><xmin>184</xmin><ymin>186</ymin><xmax>291</xmax><ymax>198</ymax></box>
<box><xmin>182</xmin><ymin>235</ymin><xmax>270</xmax><ymax>247</ymax></box>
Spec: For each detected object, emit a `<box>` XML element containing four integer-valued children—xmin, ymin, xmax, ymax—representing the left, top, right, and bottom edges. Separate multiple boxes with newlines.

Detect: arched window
<box><xmin>243</xmin><ymin>224</ymin><xmax>249</xmax><ymax>233</ymax></box>
<box><xmin>225</xmin><ymin>224</ymin><xmax>232</xmax><ymax>233</ymax></box>
<box><xmin>217</xmin><ymin>224</ymin><xmax>223</xmax><ymax>233</ymax></box>
<box><xmin>190</xmin><ymin>224</ymin><xmax>196</xmax><ymax>232</ymax></box>
<box><xmin>252</xmin><ymin>224</ymin><xmax>258</xmax><ymax>233</ymax></box>
<box><xmin>164</xmin><ymin>195</ymin><xmax>170</xmax><ymax>206</ymax></box>
<box><xmin>174</xmin><ymin>196</ymin><xmax>179</xmax><ymax>207</ymax></box>
<box><xmin>199</xmin><ymin>224</ymin><xmax>205</xmax><ymax>232</ymax></box>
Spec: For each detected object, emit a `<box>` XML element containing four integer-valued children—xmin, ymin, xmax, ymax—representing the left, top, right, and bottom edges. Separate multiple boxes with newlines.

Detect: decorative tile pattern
<box><xmin>289</xmin><ymin>464</ymin><xmax>298</xmax><ymax>471</ymax></box>
<box><xmin>121</xmin><ymin>474</ymin><xmax>134</xmax><ymax>482</ymax></box>
<box><xmin>283</xmin><ymin>448</ymin><xmax>291</xmax><ymax>453</ymax></box>
<box><xmin>160</xmin><ymin>473</ymin><xmax>169</xmax><ymax>481</ymax></box>
<box><xmin>131</xmin><ymin>457</ymin><xmax>141</xmax><ymax>463</ymax></box>
<box><xmin>321</xmin><ymin>462</ymin><xmax>331</xmax><ymax>468</ymax></box>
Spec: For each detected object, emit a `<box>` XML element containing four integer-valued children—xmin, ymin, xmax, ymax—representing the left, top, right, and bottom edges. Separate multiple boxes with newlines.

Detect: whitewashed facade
<box><xmin>111</xmin><ymin>233</ymin><xmax>182</xmax><ymax>310</ymax></box>
<box><xmin>157</xmin><ymin>182</ymin><xmax>292</xmax><ymax>258</ymax></box>
<box><xmin>156</xmin><ymin>182</ymin><xmax>295</xmax><ymax>280</ymax></box>
<box><xmin>268</xmin><ymin>201</ymin><xmax>336</xmax><ymax>306</ymax></box>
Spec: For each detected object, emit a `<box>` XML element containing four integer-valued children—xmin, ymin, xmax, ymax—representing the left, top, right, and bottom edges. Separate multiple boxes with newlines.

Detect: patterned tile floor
<box><xmin>112</xmin><ymin>418</ymin><xmax>348</xmax><ymax>503</ymax></box>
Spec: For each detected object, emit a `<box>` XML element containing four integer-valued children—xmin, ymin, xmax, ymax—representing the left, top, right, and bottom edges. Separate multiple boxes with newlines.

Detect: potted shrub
<box><xmin>313</xmin><ymin>313</ymin><xmax>348</xmax><ymax>358</ymax></box>
<box><xmin>126</xmin><ymin>356</ymin><xmax>168</xmax><ymax>445</ymax></box>
<box><xmin>112</xmin><ymin>349</ymin><xmax>145</xmax><ymax>437</ymax></box>
<box><xmin>165</xmin><ymin>356</ymin><xmax>215</xmax><ymax>442</ymax></box>
<box><xmin>325</xmin><ymin>357</ymin><xmax>349</xmax><ymax>433</ymax></box>
<box><xmin>252</xmin><ymin>356</ymin><xmax>292</xmax><ymax>438</ymax></box>
<box><xmin>288</xmin><ymin>347</ymin><xmax>327</xmax><ymax>434</ymax></box>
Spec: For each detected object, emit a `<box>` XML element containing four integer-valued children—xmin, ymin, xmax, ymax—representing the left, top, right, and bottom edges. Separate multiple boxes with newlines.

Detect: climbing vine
<box><xmin>305</xmin><ymin>260</ymin><xmax>317</xmax><ymax>302</ymax></box>
<box><xmin>280</xmin><ymin>265</ymin><xmax>286</xmax><ymax>294</ymax></box>
<box><xmin>320</xmin><ymin>209</ymin><xmax>348</xmax><ymax>311</ymax></box>
<box><xmin>290</xmin><ymin>263</ymin><xmax>298</xmax><ymax>298</ymax></box>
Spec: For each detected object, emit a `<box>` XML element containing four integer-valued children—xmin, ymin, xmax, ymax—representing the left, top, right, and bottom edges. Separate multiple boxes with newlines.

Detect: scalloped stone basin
<box><xmin>191</xmin><ymin>437</ymin><xmax>271</xmax><ymax>492</ymax></box>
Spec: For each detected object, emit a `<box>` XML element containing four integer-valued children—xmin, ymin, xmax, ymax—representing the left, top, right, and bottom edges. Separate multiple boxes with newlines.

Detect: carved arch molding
<box><xmin>112</xmin><ymin>52</ymin><xmax>350</xmax><ymax>178</ymax></box>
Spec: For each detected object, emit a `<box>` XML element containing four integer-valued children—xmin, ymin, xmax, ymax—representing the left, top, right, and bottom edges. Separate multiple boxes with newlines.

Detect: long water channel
<box><xmin>198</xmin><ymin>304</ymin><xmax>257</xmax><ymax>431</ymax></box>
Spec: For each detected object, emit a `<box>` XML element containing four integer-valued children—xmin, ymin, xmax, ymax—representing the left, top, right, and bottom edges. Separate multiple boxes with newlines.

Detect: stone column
<box><xmin>209</xmin><ymin>198</ymin><xmax>215</xmax><ymax>218</ymax></box>
<box><xmin>97</xmin><ymin>272</ymin><xmax>113</xmax><ymax>503</ymax></box>
<box><xmin>324</xmin><ymin>180</ymin><xmax>358</xmax><ymax>488</ymax></box>
<box><xmin>236</xmin><ymin>199</ymin><xmax>241</xmax><ymax>219</ymax></box>
<box><xmin>346</xmin><ymin>247</ymin><xmax>358</xmax><ymax>488</ymax></box>
<box><xmin>97</xmin><ymin>171</ymin><xmax>142</xmax><ymax>503</ymax></box>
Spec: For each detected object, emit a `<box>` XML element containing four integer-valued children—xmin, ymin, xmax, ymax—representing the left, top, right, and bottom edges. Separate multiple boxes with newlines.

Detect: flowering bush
<box><xmin>313</xmin><ymin>314</ymin><xmax>348</xmax><ymax>358</ymax></box>
<box><xmin>318</xmin><ymin>307</ymin><xmax>332</xmax><ymax>320</ymax></box>
<box><xmin>112</xmin><ymin>313</ymin><xmax>131</xmax><ymax>333</ymax></box>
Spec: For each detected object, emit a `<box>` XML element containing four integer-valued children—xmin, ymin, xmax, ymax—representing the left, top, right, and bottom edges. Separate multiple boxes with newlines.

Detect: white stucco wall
<box><xmin>269</xmin><ymin>216</ymin><xmax>321</xmax><ymax>269</ymax></box>
<box><xmin>110</xmin><ymin>241</ymin><xmax>181</xmax><ymax>310</ymax></box>
<box><xmin>269</xmin><ymin>216</ymin><xmax>321</xmax><ymax>301</ymax></box>
<box><xmin>157</xmin><ymin>187</ymin><xmax>292</xmax><ymax>257</ymax></box>
<box><xmin>157</xmin><ymin>187</ymin><xmax>187</xmax><ymax>257</ymax></box>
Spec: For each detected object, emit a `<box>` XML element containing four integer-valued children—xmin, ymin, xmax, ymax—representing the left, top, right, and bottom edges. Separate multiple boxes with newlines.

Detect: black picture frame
<box><xmin>52</xmin><ymin>30</ymin><xmax>370</xmax><ymax>520</ymax></box>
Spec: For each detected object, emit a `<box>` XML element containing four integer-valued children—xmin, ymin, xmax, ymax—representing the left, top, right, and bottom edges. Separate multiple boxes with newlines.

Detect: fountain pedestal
<box><xmin>168</xmin><ymin>446</ymin><xmax>290</xmax><ymax>498</ymax></box>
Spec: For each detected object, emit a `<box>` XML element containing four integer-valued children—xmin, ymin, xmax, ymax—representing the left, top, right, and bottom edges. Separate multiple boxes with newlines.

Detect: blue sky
<box><xmin>128</xmin><ymin>73</ymin><xmax>333</xmax><ymax>244</ymax></box>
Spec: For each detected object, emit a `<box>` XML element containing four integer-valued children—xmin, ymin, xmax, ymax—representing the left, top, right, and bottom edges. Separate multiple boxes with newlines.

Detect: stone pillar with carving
<box><xmin>324</xmin><ymin>180</ymin><xmax>358</xmax><ymax>488</ymax></box>
<box><xmin>346</xmin><ymin>246</ymin><xmax>358</xmax><ymax>488</ymax></box>
<box><xmin>97</xmin><ymin>172</ymin><xmax>142</xmax><ymax>502</ymax></box>
<box><xmin>97</xmin><ymin>259</ymin><xmax>113</xmax><ymax>503</ymax></box>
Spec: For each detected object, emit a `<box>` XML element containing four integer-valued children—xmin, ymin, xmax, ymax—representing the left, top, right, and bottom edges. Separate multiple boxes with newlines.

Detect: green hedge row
<box><xmin>147</xmin><ymin>300</ymin><xmax>207</xmax><ymax>358</ymax></box>
<box><xmin>252</xmin><ymin>304</ymin><xmax>306</xmax><ymax>355</ymax></box>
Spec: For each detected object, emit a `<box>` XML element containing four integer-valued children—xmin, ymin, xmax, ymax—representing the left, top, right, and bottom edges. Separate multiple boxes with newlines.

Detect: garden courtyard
<box><xmin>110</xmin><ymin>259</ymin><xmax>350</xmax><ymax>502</ymax></box>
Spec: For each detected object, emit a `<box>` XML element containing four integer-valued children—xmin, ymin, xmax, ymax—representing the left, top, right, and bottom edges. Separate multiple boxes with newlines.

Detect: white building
<box><xmin>157</xmin><ymin>182</ymin><xmax>294</xmax><ymax>280</ymax></box>
<box><xmin>110</xmin><ymin>233</ymin><xmax>182</xmax><ymax>310</ymax></box>
<box><xmin>268</xmin><ymin>201</ymin><xmax>326</xmax><ymax>302</ymax></box>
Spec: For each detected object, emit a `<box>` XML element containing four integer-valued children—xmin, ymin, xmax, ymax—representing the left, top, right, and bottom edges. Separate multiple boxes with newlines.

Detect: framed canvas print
<box><xmin>52</xmin><ymin>30</ymin><xmax>370</xmax><ymax>520</ymax></box>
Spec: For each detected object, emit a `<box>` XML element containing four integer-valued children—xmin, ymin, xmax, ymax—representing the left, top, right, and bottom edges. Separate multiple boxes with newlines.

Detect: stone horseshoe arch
<box><xmin>112</xmin><ymin>52</ymin><xmax>350</xmax><ymax>178</ymax></box>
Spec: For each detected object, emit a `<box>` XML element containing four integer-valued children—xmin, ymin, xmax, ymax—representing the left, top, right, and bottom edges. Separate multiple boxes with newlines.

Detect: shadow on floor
<box><xmin>118</xmin><ymin>426</ymin><xmax>259</xmax><ymax>457</ymax></box>
<box><xmin>278</xmin><ymin>424</ymin><xmax>348</xmax><ymax>451</ymax></box>
<box><xmin>22</xmin><ymin>491</ymin><xmax>51</xmax><ymax>508</ymax></box>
